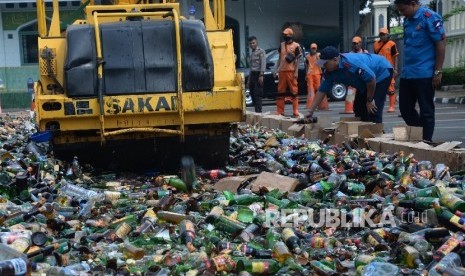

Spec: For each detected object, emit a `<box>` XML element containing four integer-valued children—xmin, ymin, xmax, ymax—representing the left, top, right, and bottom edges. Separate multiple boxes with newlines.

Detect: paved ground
<box><xmin>253</xmin><ymin>85</ymin><xmax>465</xmax><ymax>145</ymax></box>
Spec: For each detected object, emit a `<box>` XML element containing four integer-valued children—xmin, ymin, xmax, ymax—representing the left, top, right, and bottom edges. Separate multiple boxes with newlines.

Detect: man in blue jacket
<box><xmin>395</xmin><ymin>0</ymin><xmax>446</xmax><ymax>142</ymax></box>
<box><xmin>306</xmin><ymin>46</ymin><xmax>393</xmax><ymax>123</ymax></box>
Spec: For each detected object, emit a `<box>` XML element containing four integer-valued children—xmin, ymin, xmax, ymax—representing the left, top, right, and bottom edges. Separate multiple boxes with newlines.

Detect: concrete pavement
<box><xmin>434</xmin><ymin>85</ymin><xmax>465</xmax><ymax>104</ymax></box>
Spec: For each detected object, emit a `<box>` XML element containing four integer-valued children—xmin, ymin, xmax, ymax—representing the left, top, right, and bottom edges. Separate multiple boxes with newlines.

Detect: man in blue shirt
<box><xmin>395</xmin><ymin>0</ymin><xmax>446</xmax><ymax>142</ymax></box>
<box><xmin>306</xmin><ymin>46</ymin><xmax>393</xmax><ymax>123</ymax></box>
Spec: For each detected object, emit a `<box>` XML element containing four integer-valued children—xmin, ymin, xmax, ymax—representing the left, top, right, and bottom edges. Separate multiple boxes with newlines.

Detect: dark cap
<box><xmin>317</xmin><ymin>46</ymin><xmax>340</xmax><ymax>67</ymax></box>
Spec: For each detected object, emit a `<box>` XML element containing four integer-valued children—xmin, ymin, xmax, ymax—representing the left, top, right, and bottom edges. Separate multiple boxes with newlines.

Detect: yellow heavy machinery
<box><xmin>34</xmin><ymin>0</ymin><xmax>244</xmax><ymax>169</ymax></box>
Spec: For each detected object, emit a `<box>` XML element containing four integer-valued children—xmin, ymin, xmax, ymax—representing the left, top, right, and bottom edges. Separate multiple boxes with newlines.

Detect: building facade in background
<box><xmin>0</xmin><ymin>0</ymin><xmax>462</xmax><ymax>108</ymax></box>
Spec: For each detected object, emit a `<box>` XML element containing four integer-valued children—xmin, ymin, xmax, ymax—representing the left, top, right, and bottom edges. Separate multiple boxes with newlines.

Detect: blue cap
<box><xmin>317</xmin><ymin>46</ymin><xmax>340</xmax><ymax>67</ymax></box>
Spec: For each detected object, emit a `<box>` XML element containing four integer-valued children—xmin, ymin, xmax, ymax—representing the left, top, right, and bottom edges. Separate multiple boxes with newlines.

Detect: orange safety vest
<box><xmin>279</xmin><ymin>41</ymin><xmax>301</xmax><ymax>72</ymax></box>
<box><xmin>374</xmin><ymin>40</ymin><xmax>398</xmax><ymax>66</ymax></box>
<box><xmin>306</xmin><ymin>53</ymin><xmax>322</xmax><ymax>75</ymax></box>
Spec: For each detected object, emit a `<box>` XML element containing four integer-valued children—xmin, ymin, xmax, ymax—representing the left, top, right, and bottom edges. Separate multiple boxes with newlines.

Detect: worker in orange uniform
<box><xmin>350</xmin><ymin>36</ymin><xmax>369</xmax><ymax>53</ymax></box>
<box><xmin>374</xmin><ymin>27</ymin><xmax>399</xmax><ymax>112</ymax></box>
<box><xmin>305</xmin><ymin>43</ymin><xmax>328</xmax><ymax>110</ymax></box>
<box><xmin>273</xmin><ymin>28</ymin><xmax>302</xmax><ymax>117</ymax></box>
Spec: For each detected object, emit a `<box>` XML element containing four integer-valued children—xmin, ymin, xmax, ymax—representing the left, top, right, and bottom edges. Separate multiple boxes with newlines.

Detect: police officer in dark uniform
<box><xmin>247</xmin><ymin>36</ymin><xmax>266</xmax><ymax>113</ymax></box>
<box><xmin>395</xmin><ymin>0</ymin><xmax>446</xmax><ymax>142</ymax></box>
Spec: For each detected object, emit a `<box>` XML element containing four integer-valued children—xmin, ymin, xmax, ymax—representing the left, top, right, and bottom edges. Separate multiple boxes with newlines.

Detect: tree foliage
<box><xmin>443</xmin><ymin>6</ymin><xmax>465</xmax><ymax>22</ymax></box>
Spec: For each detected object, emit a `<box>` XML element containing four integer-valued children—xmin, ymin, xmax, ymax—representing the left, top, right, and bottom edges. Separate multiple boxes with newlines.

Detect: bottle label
<box><xmin>9</xmin><ymin>258</ymin><xmax>27</xmax><ymax>275</ymax></box>
<box><xmin>11</xmin><ymin>238</ymin><xmax>30</xmax><ymax>253</ymax></box>
<box><xmin>115</xmin><ymin>222</ymin><xmax>132</xmax><ymax>239</ymax></box>
<box><xmin>436</xmin><ymin>235</ymin><xmax>460</xmax><ymax>256</ymax></box>
<box><xmin>252</xmin><ymin>261</ymin><xmax>269</xmax><ymax>273</ymax></box>
<box><xmin>104</xmin><ymin>191</ymin><xmax>121</xmax><ymax>202</ymax></box>
<box><xmin>449</xmin><ymin>216</ymin><xmax>465</xmax><ymax>231</ymax></box>
<box><xmin>212</xmin><ymin>255</ymin><xmax>235</xmax><ymax>272</ymax></box>
<box><xmin>366</xmin><ymin>234</ymin><xmax>381</xmax><ymax>247</ymax></box>
<box><xmin>310</xmin><ymin>237</ymin><xmax>325</xmax><ymax>248</ymax></box>
<box><xmin>281</xmin><ymin>228</ymin><xmax>294</xmax><ymax>242</ymax></box>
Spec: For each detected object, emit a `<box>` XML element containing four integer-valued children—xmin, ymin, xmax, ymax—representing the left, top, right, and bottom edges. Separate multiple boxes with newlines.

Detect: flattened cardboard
<box><xmin>250</xmin><ymin>172</ymin><xmax>299</xmax><ymax>192</ymax></box>
<box><xmin>214</xmin><ymin>175</ymin><xmax>258</xmax><ymax>192</ymax></box>
<box><xmin>434</xmin><ymin>141</ymin><xmax>462</xmax><ymax>151</ymax></box>
<box><xmin>358</xmin><ymin>123</ymin><xmax>384</xmax><ymax>137</ymax></box>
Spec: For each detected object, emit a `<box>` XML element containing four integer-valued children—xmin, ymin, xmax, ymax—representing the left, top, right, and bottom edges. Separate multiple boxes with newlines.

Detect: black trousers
<box><xmin>399</xmin><ymin>77</ymin><xmax>435</xmax><ymax>141</ymax></box>
<box><xmin>353</xmin><ymin>70</ymin><xmax>392</xmax><ymax>123</ymax></box>
<box><xmin>249</xmin><ymin>71</ymin><xmax>263</xmax><ymax>113</ymax></box>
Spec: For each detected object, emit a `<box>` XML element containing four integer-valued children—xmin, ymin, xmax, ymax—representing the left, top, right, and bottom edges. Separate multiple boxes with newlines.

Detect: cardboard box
<box><xmin>304</xmin><ymin>126</ymin><xmax>320</xmax><ymax>140</ymax></box>
<box><xmin>250</xmin><ymin>172</ymin><xmax>299</xmax><ymax>192</ymax></box>
<box><xmin>366</xmin><ymin>136</ymin><xmax>465</xmax><ymax>170</ymax></box>
<box><xmin>393</xmin><ymin>125</ymin><xmax>423</xmax><ymax>141</ymax></box>
<box><xmin>288</xmin><ymin>123</ymin><xmax>306</xmax><ymax>137</ymax></box>
<box><xmin>333</xmin><ymin>132</ymin><xmax>348</xmax><ymax>145</ymax></box>
<box><xmin>245</xmin><ymin>111</ymin><xmax>256</xmax><ymax>125</ymax></box>
<box><xmin>339</xmin><ymin>121</ymin><xmax>378</xmax><ymax>136</ymax></box>
<box><xmin>281</xmin><ymin>118</ymin><xmax>296</xmax><ymax>135</ymax></box>
<box><xmin>259</xmin><ymin>115</ymin><xmax>279</xmax><ymax>129</ymax></box>
<box><xmin>318</xmin><ymin>128</ymin><xmax>336</xmax><ymax>144</ymax></box>
<box><xmin>268</xmin><ymin>115</ymin><xmax>283</xmax><ymax>130</ymax></box>
<box><xmin>315</xmin><ymin>115</ymin><xmax>334</xmax><ymax>129</ymax></box>
<box><xmin>339</xmin><ymin>117</ymin><xmax>361</xmax><ymax>122</ymax></box>
<box><xmin>252</xmin><ymin>113</ymin><xmax>263</xmax><ymax>125</ymax></box>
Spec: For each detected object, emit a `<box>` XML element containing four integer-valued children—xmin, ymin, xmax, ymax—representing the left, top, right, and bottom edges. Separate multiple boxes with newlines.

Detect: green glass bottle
<box><xmin>108</xmin><ymin>214</ymin><xmax>137</xmax><ymax>229</ymax></box>
<box><xmin>401</xmin><ymin>245</ymin><xmax>424</xmax><ymax>269</ymax></box>
<box><xmin>210</xmin><ymin>214</ymin><xmax>246</xmax><ymax>236</ymax></box>
<box><xmin>341</xmin><ymin>182</ymin><xmax>366</xmax><ymax>195</ymax></box>
<box><xmin>281</xmin><ymin>228</ymin><xmax>302</xmax><ymax>254</ymax></box>
<box><xmin>230</xmin><ymin>194</ymin><xmax>262</xmax><ymax>206</ymax></box>
<box><xmin>264</xmin><ymin>195</ymin><xmax>294</xmax><ymax>209</ymax></box>
<box><xmin>265</xmin><ymin>228</ymin><xmax>281</xmax><ymax>249</ymax></box>
<box><xmin>309</xmin><ymin>260</ymin><xmax>338</xmax><ymax>276</ymax></box>
<box><xmin>439</xmin><ymin>191</ymin><xmax>465</xmax><ymax>212</ymax></box>
<box><xmin>165</xmin><ymin>176</ymin><xmax>188</xmax><ymax>193</ymax></box>
<box><xmin>236</xmin><ymin>259</ymin><xmax>280</xmax><ymax>274</ymax></box>
<box><xmin>405</xmin><ymin>186</ymin><xmax>440</xmax><ymax>199</ymax></box>
<box><xmin>433</xmin><ymin>204</ymin><xmax>465</xmax><ymax>232</ymax></box>
<box><xmin>398</xmin><ymin>197</ymin><xmax>438</xmax><ymax>211</ymax></box>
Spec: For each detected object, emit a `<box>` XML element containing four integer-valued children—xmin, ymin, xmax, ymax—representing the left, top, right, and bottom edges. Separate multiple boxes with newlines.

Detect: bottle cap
<box><xmin>31</xmin><ymin>231</ymin><xmax>48</xmax><ymax>246</ymax></box>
